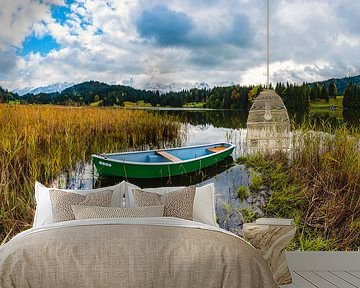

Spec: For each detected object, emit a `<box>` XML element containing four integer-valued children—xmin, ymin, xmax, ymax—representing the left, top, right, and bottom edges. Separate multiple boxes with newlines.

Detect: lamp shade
<box><xmin>246</xmin><ymin>89</ymin><xmax>290</xmax><ymax>152</ymax></box>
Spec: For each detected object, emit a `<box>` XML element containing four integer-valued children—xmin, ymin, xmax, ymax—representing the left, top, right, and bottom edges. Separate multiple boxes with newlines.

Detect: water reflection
<box><xmin>152</xmin><ymin>109</ymin><xmax>249</xmax><ymax>129</ymax></box>
<box><xmin>343</xmin><ymin>109</ymin><xmax>360</xmax><ymax>126</ymax></box>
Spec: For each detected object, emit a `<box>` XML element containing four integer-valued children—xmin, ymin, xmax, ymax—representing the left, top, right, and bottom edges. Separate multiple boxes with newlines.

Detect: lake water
<box><xmin>56</xmin><ymin>108</ymin><xmax>359</xmax><ymax>235</ymax></box>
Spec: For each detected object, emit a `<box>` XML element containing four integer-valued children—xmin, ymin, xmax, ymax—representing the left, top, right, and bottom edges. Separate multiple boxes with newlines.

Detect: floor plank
<box><xmin>348</xmin><ymin>271</ymin><xmax>360</xmax><ymax>279</ymax></box>
<box><xmin>286</xmin><ymin>252</ymin><xmax>360</xmax><ymax>271</ymax></box>
<box><xmin>291</xmin><ymin>272</ymin><xmax>318</xmax><ymax>288</ymax></box>
<box><xmin>331</xmin><ymin>271</ymin><xmax>360</xmax><ymax>287</ymax></box>
<box><xmin>297</xmin><ymin>271</ymin><xmax>338</xmax><ymax>288</ymax></box>
<box><xmin>280</xmin><ymin>252</ymin><xmax>360</xmax><ymax>288</ymax></box>
<box><xmin>315</xmin><ymin>271</ymin><xmax>357</xmax><ymax>288</ymax></box>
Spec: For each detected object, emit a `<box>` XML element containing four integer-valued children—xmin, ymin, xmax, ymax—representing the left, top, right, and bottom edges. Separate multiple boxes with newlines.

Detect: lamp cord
<box><xmin>266</xmin><ymin>0</ymin><xmax>270</xmax><ymax>89</ymax></box>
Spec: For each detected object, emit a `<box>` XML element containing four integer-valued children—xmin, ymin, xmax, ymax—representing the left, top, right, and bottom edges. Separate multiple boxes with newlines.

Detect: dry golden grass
<box><xmin>291</xmin><ymin>123</ymin><xmax>360</xmax><ymax>250</ymax></box>
<box><xmin>0</xmin><ymin>104</ymin><xmax>182</xmax><ymax>243</ymax></box>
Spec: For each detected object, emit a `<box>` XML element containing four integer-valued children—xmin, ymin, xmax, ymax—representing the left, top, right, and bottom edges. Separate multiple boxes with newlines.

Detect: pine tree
<box><xmin>328</xmin><ymin>82</ymin><xmax>337</xmax><ymax>100</ymax></box>
<box><xmin>320</xmin><ymin>85</ymin><xmax>330</xmax><ymax>102</ymax></box>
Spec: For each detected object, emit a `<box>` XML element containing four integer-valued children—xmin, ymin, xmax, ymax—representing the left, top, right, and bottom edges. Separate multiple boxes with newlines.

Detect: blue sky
<box><xmin>17</xmin><ymin>35</ymin><xmax>61</xmax><ymax>56</ymax></box>
<box><xmin>0</xmin><ymin>0</ymin><xmax>360</xmax><ymax>91</ymax></box>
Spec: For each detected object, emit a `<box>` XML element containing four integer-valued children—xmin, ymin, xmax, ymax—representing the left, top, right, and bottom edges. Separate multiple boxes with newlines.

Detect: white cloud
<box><xmin>0</xmin><ymin>0</ymin><xmax>62</xmax><ymax>50</ymax></box>
<box><xmin>0</xmin><ymin>0</ymin><xmax>359</xmax><ymax>91</ymax></box>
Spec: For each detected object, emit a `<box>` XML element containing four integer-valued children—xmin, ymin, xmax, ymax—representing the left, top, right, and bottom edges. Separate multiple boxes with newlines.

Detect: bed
<box><xmin>0</xmin><ymin>182</ymin><xmax>276</xmax><ymax>288</ymax></box>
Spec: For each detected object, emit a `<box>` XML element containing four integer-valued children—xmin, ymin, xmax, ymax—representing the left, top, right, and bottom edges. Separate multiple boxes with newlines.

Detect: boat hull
<box><xmin>92</xmin><ymin>143</ymin><xmax>235</xmax><ymax>179</ymax></box>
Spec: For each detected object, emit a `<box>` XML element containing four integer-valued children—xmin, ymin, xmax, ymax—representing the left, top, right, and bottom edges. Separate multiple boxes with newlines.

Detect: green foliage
<box><xmin>249</xmin><ymin>171</ymin><xmax>263</xmax><ymax>192</ymax></box>
<box><xmin>309</xmin><ymin>74</ymin><xmax>360</xmax><ymax>95</ymax></box>
<box><xmin>237</xmin><ymin>185</ymin><xmax>250</xmax><ymax>201</ymax></box>
<box><xmin>248</xmin><ymin>85</ymin><xmax>262</xmax><ymax>106</ymax></box>
<box><xmin>240</xmin><ymin>207</ymin><xmax>257</xmax><ymax>223</ymax></box>
<box><xmin>265</xmin><ymin>185</ymin><xmax>303</xmax><ymax>220</ymax></box>
<box><xmin>90</xmin><ymin>100</ymin><xmax>103</xmax><ymax>107</ymax></box>
<box><xmin>300</xmin><ymin>235</ymin><xmax>336</xmax><ymax>251</ymax></box>
<box><xmin>310</xmin><ymin>96</ymin><xmax>343</xmax><ymax>109</ymax></box>
<box><xmin>328</xmin><ymin>82</ymin><xmax>337</xmax><ymax>99</ymax></box>
<box><xmin>222</xmin><ymin>202</ymin><xmax>234</xmax><ymax>214</ymax></box>
<box><xmin>343</xmin><ymin>82</ymin><xmax>360</xmax><ymax>108</ymax></box>
<box><xmin>6</xmin><ymin>74</ymin><xmax>360</xmax><ymax>110</ymax></box>
<box><xmin>277</xmin><ymin>82</ymin><xmax>310</xmax><ymax>110</ymax></box>
<box><xmin>321</xmin><ymin>84</ymin><xmax>330</xmax><ymax>102</ymax></box>
<box><xmin>13</xmin><ymin>80</ymin><xmax>336</xmax><ymax>111</ymax></box>
<box><xmin>0</xmin><ymin>86</ymin><xmax>18</xmax><ymax>103</ymax></box>
<box><xmin>183</xmin><ymin>102</ymin><xmax>205</xmax><ymax>108</ymax></box>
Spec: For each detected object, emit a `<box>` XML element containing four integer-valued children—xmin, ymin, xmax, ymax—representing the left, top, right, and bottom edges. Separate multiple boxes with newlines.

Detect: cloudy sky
<box><xmin>0</xmin><ymin>0</ymin><xmax>359</xmax><ymax>91</ymax></box>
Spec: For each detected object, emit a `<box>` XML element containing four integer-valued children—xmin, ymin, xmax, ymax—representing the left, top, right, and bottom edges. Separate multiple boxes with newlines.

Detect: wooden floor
<box><xmin>280</xmin><ymin>252</ymin><xmax>360</xmax><ymax>288</ymax></box>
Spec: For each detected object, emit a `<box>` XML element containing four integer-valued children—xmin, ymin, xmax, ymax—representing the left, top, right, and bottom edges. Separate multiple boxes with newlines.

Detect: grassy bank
<box><xmin>183</xmin><ymin>102</ymin><xmax>205</xmax><ymax>108</ymax></box>
<box><xmin>310</xmin><ymin>96</ymin><xmax>343</xmax><ymax>110</ymax></box>
<box><xmin>0</xmin><ymin>104</ymin><xmax>182</xmax><ymax>243</ymax></box>
<box><xmin>238</xmin><ymin>122</ymin><xmax>359</xmax><ymax>251</ymax></box>
<box><xmin>123</xmin><ymin>100</ymin><xmax>152</xmax><ymax>107</ymax></box>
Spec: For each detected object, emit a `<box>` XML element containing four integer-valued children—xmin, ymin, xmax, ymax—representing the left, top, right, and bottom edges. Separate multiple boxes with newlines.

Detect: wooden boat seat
<box><xmin>156</xmin><ymin>150</ymin><xmax>181</xmax><ymax>162</ymax></box>
<box><xmin>206</xmin><ymin>146</ymin><xmax>227</xmax><ymax>153</ymax></box>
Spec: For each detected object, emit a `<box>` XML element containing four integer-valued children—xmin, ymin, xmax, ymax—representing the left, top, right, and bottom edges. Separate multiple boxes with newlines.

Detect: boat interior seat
<box><xmin>156</xmin><ymin>150</ymin><xmax>181</xmax><ymax>162</ymax></box>
<box><xmin>206</xmin><ymin>146</ymin><xmax>227</xmax><ymax>153</ymax></box>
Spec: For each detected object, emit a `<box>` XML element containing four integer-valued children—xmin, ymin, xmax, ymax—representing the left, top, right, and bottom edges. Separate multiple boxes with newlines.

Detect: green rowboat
<box><xmin>92</xmin><ymin>142</ymin><xmax>235</xmax><ymax>178</ymax></box>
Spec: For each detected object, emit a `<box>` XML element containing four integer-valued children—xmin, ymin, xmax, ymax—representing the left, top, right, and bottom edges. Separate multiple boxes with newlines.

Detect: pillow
<box><xmin>132</xmin><ymin>186</ymin><xmax>196</xmax><ymax>220</ymax></box>
<box><xmin>125</xmin><ymin>183</ymin><xmax>185</xmax><ymax>208</ymax></box>
<box><xmin>125</xmin><ymin>182</ymin><xmax>218</xmax><ymax>227</ymax></box>
<box><xmin>72</xmin><ymin>205</ymin><xmax>164</xmax><ymax>220</ymax></box>
<box><xmin>50</xmin><ymin>189</ymin><xmax>113</xmax><ymax>222</ymax></box>
<box><xmin>192</xmin><ymin>183</ymin><xmax>217</xmax><ymax>227</ymax></box>
<box><xmin>33</xmin><ymin>181</ymin><xmax>126</xmax><ymax>227</ymax></box>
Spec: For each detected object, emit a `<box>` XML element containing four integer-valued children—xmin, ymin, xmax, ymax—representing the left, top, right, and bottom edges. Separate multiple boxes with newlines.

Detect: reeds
<box><xmin>290</xmin><ymin>121</ymin><xmax>359</xmax><ymax>250</ymax></box>
<box><xmin>0</xmin><ymin>104</ymin><xmax>182</xmax><ymax>243</ymax></box>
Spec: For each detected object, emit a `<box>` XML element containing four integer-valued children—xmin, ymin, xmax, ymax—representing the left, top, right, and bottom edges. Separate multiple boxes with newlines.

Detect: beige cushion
<box><xmin>50</xmin><ymin>189</ymin><xmax>113</xmax><ymax>222</ymax></box>
<box><xmin>132</xmin><ymin>186</ymin><xmax>196</xmax><ymax>220</ymax></box>
<box><xmin>34</xmin><ymin>181</ymin><xmax>126</xmax><ymax>228</ymax></box>
<box><xmin>125</xmin><ymin>182</ymin><xmax>218</xmax><ymax>227</ymax></box>
<box><xmin>72</xmin><ymin>205</ymin><xmax>164</xmax><ymax>219</ymax></box>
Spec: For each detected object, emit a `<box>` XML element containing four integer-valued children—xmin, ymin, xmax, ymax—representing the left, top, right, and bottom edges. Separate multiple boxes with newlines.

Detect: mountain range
<box><xmin>11</xmin><ymin>75</ymin><xmax>360</xmax><ymax>96</ymax></box>
<box><xmin>13</xmin><ymin>82</ymin><xmax>75</xmax><ymax>96</ymax></box>
<box><xmin>13</xmin><ymin>80</ymin><xmax>235</xmax><ymax>96</ymax></box>
<box><xmin>309</xmin><ymin>75</ymin><xmax>360</xmax><ymax>95</ymax></box>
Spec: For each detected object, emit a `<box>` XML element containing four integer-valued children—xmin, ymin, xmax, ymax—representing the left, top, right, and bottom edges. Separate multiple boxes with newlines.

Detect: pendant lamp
<box><xmin>246</xmin><ymin>0</ymin><xmax>290</xmax><ymax>153</ymax></box>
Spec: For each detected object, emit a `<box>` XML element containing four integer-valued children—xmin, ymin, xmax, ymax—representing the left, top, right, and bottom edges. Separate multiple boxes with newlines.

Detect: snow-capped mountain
<box><xmin>143</xmin><ymin>81</ymin><xmax>238</xmax><ymax>94</ymax></box>
<box><xmin>13</xmin><ymin>80</ymin><xmax>238</xmax><ymax>96</ymax></box>
<box><xmin>143</xmin><ymin>82</ymin><xmax>207</xmax><ymax>94</ymax></box>
<box><xmin>216</xmin><ymin>81</ymin><xmax>237</xmax><ymax>87</ymax></box>
<box><xmin>14</xmin><ymin>82</ymin><xmax>75</xmax><ymax>96</ymax></box>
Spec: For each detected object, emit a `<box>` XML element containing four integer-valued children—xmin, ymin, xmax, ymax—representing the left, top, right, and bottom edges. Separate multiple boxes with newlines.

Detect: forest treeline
<box><xmin>1</xmin><ymin>79</ymin><xmax>360</xmax><ymax>109</ymax></box>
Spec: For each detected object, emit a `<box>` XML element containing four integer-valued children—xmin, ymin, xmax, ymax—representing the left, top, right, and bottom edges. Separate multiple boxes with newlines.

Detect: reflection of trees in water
<box><xmin>343</xmin><ymin>110</ymin><xmax>360</xmax><ymax>126</ymax></box>
<box><xmin>148</xmin><ymin>108</ymin><xmax>359</xmax><ymax>131</ymax></box>
<box><xmin>288</xmin><ymin>109</ymin><xmax>360</xmax><ymax>128</ymax></box>
<box><xmin>287</xmin><ymin>110</ymin><xmax>308</xmax><ymax>126</ymax></box>
<box><xmin>158</xmin><ymin>110</ymin><xmax>249</xmax><ymax>129</ymax></box>
<box><xmin>288</xmin><ymin>110</ymin><xmax>341</xmax><ymax>128</ymax></box>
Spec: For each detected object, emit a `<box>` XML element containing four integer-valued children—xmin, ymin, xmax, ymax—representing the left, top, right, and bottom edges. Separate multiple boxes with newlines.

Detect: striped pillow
<box><xmin>72</xmin><ymin>205</ymin><xmax>164</xmax><ymax>219</ymax></box>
